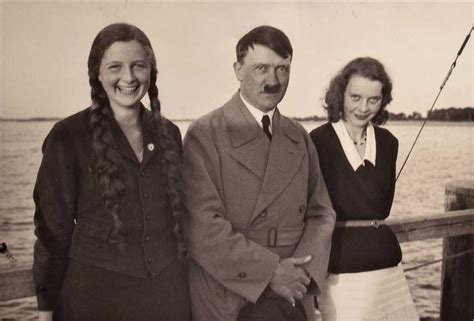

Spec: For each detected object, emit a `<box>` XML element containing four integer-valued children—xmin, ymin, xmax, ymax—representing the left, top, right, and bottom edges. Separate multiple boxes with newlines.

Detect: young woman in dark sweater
<box><xmin>310</xmin><ymin>57</ymin><xmax>418</xmax><ymax>320</ymax></box>
<box><xmin>33</xmin><ymin>23</ymin><xmax>190</xmax><ymax>321</ymax></box>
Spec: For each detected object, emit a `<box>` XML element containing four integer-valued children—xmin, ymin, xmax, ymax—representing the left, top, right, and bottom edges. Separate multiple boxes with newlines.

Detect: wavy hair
<box><xmin>88</xmin><ymin>23</ymin><xmax>187</xmax><ymax>258</ymax></box>
<box><xmin>324</xmin><ymin>57</ymin><xmax>393</xmax><ymax>125</ymax></box>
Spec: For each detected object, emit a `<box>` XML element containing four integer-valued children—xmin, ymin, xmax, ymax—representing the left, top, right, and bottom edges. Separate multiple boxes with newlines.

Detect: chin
<box><xmin>262</xmin><ymin>98</ymin><xmax>282</xmax><ymax>110</ymax></box>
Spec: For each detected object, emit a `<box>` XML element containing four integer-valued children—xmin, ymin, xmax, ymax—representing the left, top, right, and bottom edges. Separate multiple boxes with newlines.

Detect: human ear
<box><xmin>233</xmin><ymin>61</ymin><xmax>243</xmax><ymax>81</ymax></box>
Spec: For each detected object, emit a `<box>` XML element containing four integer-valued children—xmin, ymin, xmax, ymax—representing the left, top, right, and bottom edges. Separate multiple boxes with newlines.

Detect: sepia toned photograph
<box><xmin>1</xmin><ymin>1</ymin><xmax>472</xmax><ymax>320</ymax></box>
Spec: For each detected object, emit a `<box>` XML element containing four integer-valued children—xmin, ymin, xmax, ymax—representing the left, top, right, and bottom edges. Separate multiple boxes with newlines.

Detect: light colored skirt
<box><xmin>318</xmin><ymin>265</ymin><xmax>419</xmax><ymax>321</ymax></box>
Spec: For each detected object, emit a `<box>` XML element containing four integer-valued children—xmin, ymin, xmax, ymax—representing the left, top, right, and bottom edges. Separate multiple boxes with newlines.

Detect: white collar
<box><xmin>240</xmin><ymin>92</ymin><xmax>275</xmax><ymax>133</ymax></box>
<box><xmin>331</xmin><ymin>120</ymin><xmax>376</xmax><ymax>171</ymax></box>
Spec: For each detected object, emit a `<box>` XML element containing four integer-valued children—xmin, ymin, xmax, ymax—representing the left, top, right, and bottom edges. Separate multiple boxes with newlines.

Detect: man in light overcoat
<box><xmin>183</xmin><ymin>25</ymin><xmax>336</xmax><ymax>321</ymax></box>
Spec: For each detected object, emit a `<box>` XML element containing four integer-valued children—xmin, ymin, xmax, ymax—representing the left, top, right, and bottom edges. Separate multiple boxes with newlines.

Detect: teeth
<box><xmin>118</xmin><ymin>86</ymin><xmax>137</xmax><ymax>94</ymax></box>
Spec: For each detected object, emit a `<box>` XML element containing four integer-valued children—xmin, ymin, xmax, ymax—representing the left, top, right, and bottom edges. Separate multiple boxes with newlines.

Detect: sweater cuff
<box><xmin>36</xmin><ymin>285</ymin><xmax>59</xmax><ymax>311</ymax></box>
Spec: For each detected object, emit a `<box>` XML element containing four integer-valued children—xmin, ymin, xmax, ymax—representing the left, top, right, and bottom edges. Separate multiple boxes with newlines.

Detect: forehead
<box><xmin>345</xmin><ymin>74</ymin><xmax>382</xmax><ymax>95</ymax></box>
<box><xmin>101</xmin><ymin>40</ymin><xmax>149</xmax><ymax>62</ymax></box>
<box><xmin>242</xmin><ymin>44</ymin><xmax>291</xmax><ymax>65</ymax></box>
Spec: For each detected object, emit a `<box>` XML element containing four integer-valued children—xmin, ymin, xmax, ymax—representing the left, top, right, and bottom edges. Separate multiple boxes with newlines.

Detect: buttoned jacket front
<box><xmin>183</xmin><ymin>93</ymin><xmax>336</xmax><ymax>321</ymax></box>
<box><xmin>33</xmin><ymin>107</ymin><xmax>182</xmax><ymax>310</ymax></box>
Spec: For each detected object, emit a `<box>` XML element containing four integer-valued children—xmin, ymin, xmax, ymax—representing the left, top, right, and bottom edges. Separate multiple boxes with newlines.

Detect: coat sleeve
<box><xmin>291</xmin><ymin>131</ymin><xmax>336</xmax><ymax>293</ymax></box>
<box><xmin>183</xmin><ymin>119</ymin><xmax>279</xmax><ymax>303</ymax></box>
<box><xmin>33</xmin><ymin>122</ymin><xmax>77</xmax><ymax>310</ymax></box>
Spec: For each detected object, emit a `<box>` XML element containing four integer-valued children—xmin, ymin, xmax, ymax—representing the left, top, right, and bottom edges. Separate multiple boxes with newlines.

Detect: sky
<box><xmin>0</xmin><ymin>1</ymin><xmax>472</xmax><ymax>120</ymax></box>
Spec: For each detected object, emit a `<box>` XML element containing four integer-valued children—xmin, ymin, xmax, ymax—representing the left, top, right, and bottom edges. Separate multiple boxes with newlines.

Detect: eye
<box><xmin>108</xmin><ymin>64</ymin><xmax>121</xmax><ymax>71</ymax></box>
<box><xmin>133</xmin><ymin>62</ymin><xmax>148</xmax><ymax>70</ymax></box>
<box><xmin>351</xmin><ymin>95</ymin><xmax>361</xmax><ymax>102</ymax></box>
<box><xmin>369</xmin><ymin>97</ymin><xmax>382</xmax><ymax>104</ymax></box>
<box><xmin>276</xmin><ymin>65</ymin><xmax>290</xmax><ymax>73</ymax></box>
<box><xmin>255</xmin><ymin>65</ymin><xmax>268</xmax><ymax>73</ymax></box>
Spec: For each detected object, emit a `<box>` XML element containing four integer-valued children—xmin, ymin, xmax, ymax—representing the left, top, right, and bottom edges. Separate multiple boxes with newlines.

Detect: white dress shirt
<box><xmin>331</xmin><ymin>120</ymin><xmax>376</xmax><ymax>171</ymax></box>
<box><xmin>240</xmin><ymin>92</ymin><xmax>275</xmax><ymax>134</ymax></box>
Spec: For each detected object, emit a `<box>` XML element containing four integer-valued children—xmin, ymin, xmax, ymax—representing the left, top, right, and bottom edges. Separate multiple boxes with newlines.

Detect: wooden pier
<box><xmin>1</xmin><ymin>180</ymin><xmax>473</xmax><ymax>320</ymax></box>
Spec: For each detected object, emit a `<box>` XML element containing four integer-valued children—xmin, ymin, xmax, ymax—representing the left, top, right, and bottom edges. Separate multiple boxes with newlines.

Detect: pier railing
<box><xmin>1</xmin><ymin>180</ymin><xmax>473</xmax><ymax>320</ymax></box>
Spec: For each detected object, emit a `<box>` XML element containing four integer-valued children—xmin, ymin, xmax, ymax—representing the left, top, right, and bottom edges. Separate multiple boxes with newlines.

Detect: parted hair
<box><xmin>324</xmin><ymin>57</ymin><xmax>393</xmax><ymax>125</ymax></box>
<box><xmin>236</xmin><ymin>25</ymin><xmax>293</xmax><ymax>63</ymax></box>
<box><xmin>87</xmin><ymin>23</ymin><xmax>187</xmax><ymax>258</ymax></box>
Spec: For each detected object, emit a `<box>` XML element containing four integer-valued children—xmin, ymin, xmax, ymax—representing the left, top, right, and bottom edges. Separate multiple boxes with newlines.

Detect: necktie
<box><xmin>261</xmin><ymin>115</ymin><xmax>272</xmax><ymax>141</ymax></box>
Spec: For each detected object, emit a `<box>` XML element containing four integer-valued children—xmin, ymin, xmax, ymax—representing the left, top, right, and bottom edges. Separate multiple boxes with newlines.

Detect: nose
<box><xmin>122</xmin><ymin>66</ymin><xmax>136</xmax><ymax>82</ymax></box>
<box><xmin>359</xmin><ymin>100</ymin><xmax>369</xmax><ymax>112</ymax></box>
<box><xmin>266</xmin><ymin>68</ymin><xmax>280</xmax><ymax>85</ymax></box>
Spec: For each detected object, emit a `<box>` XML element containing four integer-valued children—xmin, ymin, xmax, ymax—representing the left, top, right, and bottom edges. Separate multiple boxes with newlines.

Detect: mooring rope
<box><xmin>404</xmin><ymin>248</ymin><xmax>474</xmax><ymax>272</ymax></box>
<box><xmin>0</xmin><ymin>242</ymin><xmax>17</xmax><ymax>263</ymax></box>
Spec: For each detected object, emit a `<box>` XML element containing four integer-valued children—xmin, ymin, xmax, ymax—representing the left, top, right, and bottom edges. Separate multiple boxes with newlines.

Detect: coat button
<box><xmin>144</xmin><ymin>236</ymin><xmax>150</xmax><ymax>241</ymax></box>
<box><xmin>259</xmin><ymin>210</ymin><xmax>267</xmax><ymax>218</ymax></box>
<box><xmin>145</xmin><ymin>215</ymin><xmax>151</xmax><ymax>220</ymax></box>
<box><xmin>151</xmin><ymin>272</ymin><xmax>157</xmax><ymax>277</ymax></box>
<box><xmin>143</xmin><ymin>193</ymin><xmax>149</xmax><ymax>199</ymax></box>
<box><xmin>147</xmin><ymin>143</ymin><xmax>155</xmax><ymax>151</ymax></box>
<box><xmin>140</xmin><ymin>171</ymin><xmax>146</xmax><ymax>177</ymax></box>
<box><xmin>147</xmin><ymin>257</ymin><xmax>152</xmax><ymax>263</ymax></box>
<box><xmin>299</xmin><ymin>204</ymin><xmax>306</xmax><ymax>214</ymax></box>
<box><xmin>238</xmin><ymin>272</ymin><xmax>246</xmax><ymax>278</ymax></box>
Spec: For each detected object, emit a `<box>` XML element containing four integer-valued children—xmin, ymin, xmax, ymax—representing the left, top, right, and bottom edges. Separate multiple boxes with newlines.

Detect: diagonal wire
<box><xmin>396</xmin><ymin>25</ymin><xmax>473</xmax><ymax>182</ymax></box>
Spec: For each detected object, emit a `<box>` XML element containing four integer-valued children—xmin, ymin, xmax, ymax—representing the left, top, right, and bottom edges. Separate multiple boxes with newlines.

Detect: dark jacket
<box><xmin>33</xmin><ymin>106</ymin><xmax>182</xmax><ymax>310</ymax></box>
<box><xmin>310</xmin><ymin>122</ymin><xmax>401</xmax><ymax>273</ymax></box>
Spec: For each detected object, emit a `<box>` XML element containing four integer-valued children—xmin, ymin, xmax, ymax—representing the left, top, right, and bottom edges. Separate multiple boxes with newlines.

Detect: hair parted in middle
<box><xmin>324</xmin><ymin>57</ymin><xmax>393</xmax><ymax>125</ymax></box>
<box><xmin>87</xmin><ymin>22</ymin><xmax>187</xmax><ymax>258</ymax></box>
<box><xmin>236</xmin><ymin>25</ymin><xmax>293</xmax><ymax>63</ymax></box>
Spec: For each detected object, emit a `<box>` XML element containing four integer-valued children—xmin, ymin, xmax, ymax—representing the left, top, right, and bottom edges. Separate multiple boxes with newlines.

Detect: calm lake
<box><xmin>1</xmin><ymin>119</ymin><xmax>472</xmax><ymax>319</ymax></box>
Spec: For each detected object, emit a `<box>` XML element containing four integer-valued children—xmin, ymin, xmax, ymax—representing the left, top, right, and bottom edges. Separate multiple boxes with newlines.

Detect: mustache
<box><xmin>263</xmin><ymin>84</ymin><xmax>281</xmax><ymax>94</ymax></box>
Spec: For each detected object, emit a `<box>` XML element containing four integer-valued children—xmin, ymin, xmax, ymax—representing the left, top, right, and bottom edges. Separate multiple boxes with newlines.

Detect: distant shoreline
<box><xmin>0</xmin><ymin>117</ymin><xmax>62</xmax><ymax>122</ymax></box>
<box><xmin>1</xmin><ymin>118</ymin><xmax>472</xmax><ymax>126</ymax></box>
<box><xmin>0</xmin><ymin>117</ymin><xmax>197</xmax><ymax>122</ymax></box>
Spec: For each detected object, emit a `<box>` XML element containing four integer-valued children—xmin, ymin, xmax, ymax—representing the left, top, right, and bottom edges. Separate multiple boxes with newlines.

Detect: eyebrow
<box><xmin>104</xmin><ymin>59</ymin><xmax>148</xmax><ymax>65</ymax></box>
<box><xmin>252</xmin><ymin>63</ymin><xmax>290</xmax><ymax>67</ymax></box>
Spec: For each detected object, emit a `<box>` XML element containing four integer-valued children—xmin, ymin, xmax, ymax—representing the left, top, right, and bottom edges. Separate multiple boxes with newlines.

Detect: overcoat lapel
<box><xmin>225</xmin><ymin>93</ymin><xmax>270</xmax><ymax>181</ymax></box>
<box><xmin>251</xmin><ymin>110</ymin><xmax>305</xmax><ymax>222</ymax></box>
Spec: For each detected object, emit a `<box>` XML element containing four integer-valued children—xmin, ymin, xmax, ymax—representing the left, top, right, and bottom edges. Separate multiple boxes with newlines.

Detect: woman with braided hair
<box><xmin>33</xmin><ymin>23</ymin><xmax>190</xmax><ymax>321</ymax></box>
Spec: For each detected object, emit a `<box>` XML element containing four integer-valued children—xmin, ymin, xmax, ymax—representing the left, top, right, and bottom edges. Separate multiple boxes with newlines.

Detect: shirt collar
<box><xmin>240</xmin><ymin>92</ymin><xmax>275</xmax><ymax>133</ymax></box>
<box><xmin>331</xmin><ymin>120</ymin><xmax>376</xmax><ymax>171</ymax></box>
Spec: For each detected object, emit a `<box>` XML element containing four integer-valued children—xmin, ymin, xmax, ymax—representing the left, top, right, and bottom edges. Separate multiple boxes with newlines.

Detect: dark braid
<box><xmin>89</xmin><ymin>76</ymin><xmax>127</xmax><ymax>248</ymax></box>
<box><xmin>148</xmin><ymin>74</ymin><xmax>188</xmax><ymax>259</ymax></box>
<box><xmin>87</xmin><ymin>23</ymin><xmax>187</xmax><ymax>256</ymax></box>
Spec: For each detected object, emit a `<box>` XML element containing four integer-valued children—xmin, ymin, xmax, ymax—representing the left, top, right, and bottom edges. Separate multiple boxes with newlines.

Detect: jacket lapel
<box><xmin>140</xmin><ymin>109</ymin><xmax>159</xmax><ymax>169</ymax></box>
<box><xmin>225</xmin><ymin>93</ymin><xmax>270</xmax><ymax>181</ymax></box>
<box><xmin>109</xmin><ymin>110</ymin><xmax>141</xmax><ymax>166</ymax></box>
<box><xmin>108</xmin><ymin>106</ymin><xmax>159</xmax><ymax>168</ymax></box>
<box><xmin>251</xmin><ymin>110</ymin><xmax>305</xmax><ymax>222</ymax></box>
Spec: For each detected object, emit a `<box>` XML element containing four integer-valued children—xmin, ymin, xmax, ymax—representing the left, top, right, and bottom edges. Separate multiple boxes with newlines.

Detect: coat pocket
<box><xmin>75</xmin><ymin>217</ymin><xmax>112</xmax><ymax>240</ymax></box>
<box><xmin>70</xmin><ymin>217</ymin><xmax>115</xmax><ymax>260</ymax></box>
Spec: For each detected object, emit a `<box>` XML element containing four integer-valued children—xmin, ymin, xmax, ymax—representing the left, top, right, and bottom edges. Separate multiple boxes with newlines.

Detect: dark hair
<box><xmin>324</xmin><ymin>57</ymin><xmax>393</xmax><ymax>125</ymax></box>
<box><xmin>236</xmin><ymin>25</ymin><xmax>293</xmax><ymax>63</ymax></box>
<box><xmin>87</xmin><ymin>23</ymin><xmax>187</xmax><ymax>258</ymax></box>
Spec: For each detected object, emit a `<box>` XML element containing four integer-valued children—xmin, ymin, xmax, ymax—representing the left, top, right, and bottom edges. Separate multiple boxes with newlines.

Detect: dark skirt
<box><xmin>54</xmin><ymin>258</ymin><xmax>191</xmax><ymax>321</ymax></box>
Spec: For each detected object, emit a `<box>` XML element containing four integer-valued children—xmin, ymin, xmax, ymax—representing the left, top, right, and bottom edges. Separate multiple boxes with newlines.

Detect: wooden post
<box><xmin>441</xmin><ymin>180</ymin><xmax>474</xmax><ymax>321</ymax></box>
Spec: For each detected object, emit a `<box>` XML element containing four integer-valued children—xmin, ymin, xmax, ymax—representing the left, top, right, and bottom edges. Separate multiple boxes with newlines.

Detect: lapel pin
<box><xmin>147</xmin><ymin>143</ymin><xmax>155</xmax><ymax>151</ymax></box>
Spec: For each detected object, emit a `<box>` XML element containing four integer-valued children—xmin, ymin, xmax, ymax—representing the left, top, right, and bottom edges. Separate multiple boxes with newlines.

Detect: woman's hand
<box><xmin>38</xmin><ymin>311</ymin><xmax>53</xmax><ymax>321</ymax></box>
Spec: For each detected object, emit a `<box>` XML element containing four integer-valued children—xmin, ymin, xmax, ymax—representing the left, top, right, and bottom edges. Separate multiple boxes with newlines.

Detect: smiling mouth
<box><xmin>117</xmin><ymin>85</ymin><xmax>138</xmax><ymax>94</ymax></box>
<box><xmin>354</xmin><ymin>114</ymin><xmax>370</xmax><ymax>120</ymax></box>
